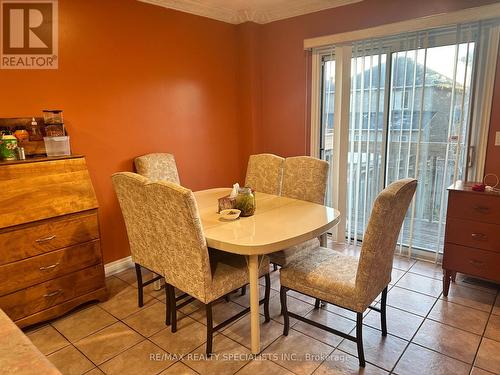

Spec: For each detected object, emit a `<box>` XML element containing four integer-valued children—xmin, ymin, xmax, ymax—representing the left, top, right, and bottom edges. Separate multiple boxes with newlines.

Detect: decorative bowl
<box><xmin>219</xmin><ymin>209</ymin><xmax>241</xmax><ymax>221</ymax></box>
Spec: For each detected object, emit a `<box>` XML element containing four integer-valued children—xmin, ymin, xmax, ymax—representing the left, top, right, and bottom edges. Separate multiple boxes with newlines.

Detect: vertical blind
<box><xmin>320</xmin><ymin>20</ymin><xmax>499</xmax><ymax>259</ymax></box>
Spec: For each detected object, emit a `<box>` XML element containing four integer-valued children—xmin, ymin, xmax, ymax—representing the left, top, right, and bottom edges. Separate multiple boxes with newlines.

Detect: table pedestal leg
<box><xmin>248</xmin><ymin>254</ymin><xmax>260</xmax><ymax>354</ymax></box>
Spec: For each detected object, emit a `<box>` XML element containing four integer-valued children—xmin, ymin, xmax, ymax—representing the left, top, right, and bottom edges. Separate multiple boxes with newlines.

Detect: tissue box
<box><xmin>218</xmin><ymin>195</ymin><xmax>236</xmax><ymax>213</ymax></box>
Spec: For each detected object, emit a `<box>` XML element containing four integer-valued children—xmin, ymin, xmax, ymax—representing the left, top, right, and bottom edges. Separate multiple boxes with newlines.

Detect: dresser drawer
<box><xmin>0</xmin><ymin>212</ymin><xmax>99</xmax><ymax>266</ymax></box>
<box><xmin>447</xmin><ymin>191</ymin><xmax>500</xmax><ymax>224</ymax></box>
<box><xmin>445</xmin><ymin>218</ymin><xmax>500</xmax><ymax>253</ymax></box>
<box><xmin>443</xmin><ymin>244</ymin><xmax>500</xmax><ymax>282</ymax></box>
<box><xmin>0</xmin><ymin>264</ymin><xmax>104</xmax><ymax>321</ymax></box>
<box><xmin>0</xmin><ymin>240</ymin><xmax>101</xmax><ymax>295</ymax></box>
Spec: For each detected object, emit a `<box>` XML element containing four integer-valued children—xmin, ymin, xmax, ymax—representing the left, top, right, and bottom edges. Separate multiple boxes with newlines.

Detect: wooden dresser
<box><xmin>0</xmin><ymin>156</ymin><xmax>107</xmax><ymax>328</ymax></box>
<box><xmin>443</xmin><ymin>181</ymin><xmax>500</xmax><ymax>296</ymax></box>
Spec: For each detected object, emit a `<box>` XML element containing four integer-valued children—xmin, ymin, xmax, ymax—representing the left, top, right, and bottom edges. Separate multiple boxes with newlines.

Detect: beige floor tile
<box><xmin>99</xmin><ymin>284</ymin><xmax>156</xmax><ymax>320</ymax></box>
<box><xmin>441</xmin><ymin>284</ymin><xmax>496</xmax><ymax>312</ymax></box>
<box><xmin>413</xmin><ymin>319</ymin><xmax>481</xmax><ymax>364</ymax></box>
<box><xmin>222</xmin><ymin>314</ymin><xmax>283</xmax><ymax>350</ymax></box>
<box><xmin>484</xmin><ymin>314</ymin><xmax>500</xmax><ymax>342</ymax></box>
<box><xmin>189</xmin><ymin>300</ymin><xmax>246</xmax><ymax>326</ymax></box>
<box><xmin>85</xmin><ymin>369</ymin><xmax>104</xmax><ymax>375</ymax></box>
<box><xmin>323</xmin><ymin>304</ymin><xmax>357</xmax><ymax>321</ymax></box>
<box><xmin>389</xmin><ymin>269</ymin><xmax>406</xmax><ymax>285</ymax></box>
<box><xmin>393</xmin><ymin>343</ymin><xmax>470</xmax><ymax>375</ymax></box>
<box><xmin>314</xmin><ymin>349</ymin><xmax>388</xmax><ymax>374</ymax></box>
<box><xmin>47</xmin><ymin>345</ymin><xmax>94</xmax><ymax>375</ymax></box>
<box><xmin>237</xmin><ymin>359</ymin><xmax>293</xmax><ymax>374</ymax></box>
<box><xmin>105</xmin><ymin>276</ymin><xmax>130</xmax><ymax>297</ymax></box>
<box><xmin>26</xmin><ymin>325</ymin><xmax>70</xmax><ymax>355</ymax></box>
<box><xmin>267</xmin><ymin>294</ymin><xmax>315</xmax><ymax>326</ymax></box>
<box><xmin>395</xmin><ymin>273</ymin><xmax>442</xmax><ymax>297</ymax></box>
<box><xmin>338</xmin><ymin>325</ymin><xmax>407</xmax><ymax>371</ymax></box>
<box><xmin>454</xmin><ymin>274</ymin><xmax>499</xmax><ymax>295</ymax></box>
<box><xmin>123</xmin><ymin>301</ymin><xmax>171</xmax><ymax>337</ymax></box>
<box><xmin>150</xmin><ymin>316</ymin><xmax>206</xmax><ymax>355</ymax></box>
<box><xmin>364</xmin><ymin>305</ymin><xmax>423</xmax><ymax>341</ymax></box>
<box><xmin>392</xmin><ymin>255</ymin><xmax>416</xmax><ymax>271</ymax></box>
<box><xmin>292</xmin><ymin>308</ymin><xmax>356</xmax><ymax>347</ymax></box>
<box><xmin>183</xmin><ymin>334</ymin><xmax>251</xmax><ymax>375</ymax></box>
<box><xmin>475</xmin><ymin>338</ymin><xmax>500</xmax><ymax>374</ymax></box>
<box><xmin>288</xmin><ymin>290</ymin><xmax>318</xmax><ymax>305</ymax></box>
<box><xmin>493</xmin><ymin>295</ymin><xmax>500</xmax><ymax>316</ymax></box>
<box><xmin>407</xmin><ymin>260</ymin><xmax>443</xmax><ymax>280</ymax></box>
<box><xmin>387</xmin><ymin>286</ymin><xmax>436</xmax><ymax>317</ymax></box>
<box><xmin>260</xmin><ymin>269</ymin><xmax>281</xmax><ymax>291</ymax></box>
<box><xmin>471</xmin><ymin>367</ymin><xmax>497</xmax><ymax>375</ymax></box>
<box><xmin>428</xmin><ymin>299</ymin><xmax>490</xmax><ymax>335</ymax></box>
<box><xmin>264</xmin><ymin>329</ymin><xmax>334</xmax><ymax>375</ymax></box>
<box><xmin>179</xmin><ymin>299</ymin><xmax>206</xmax><ymax>315</ymax></box>
<box><xmin>99</xmin><ymin>339</ymin><xmax>175</xmax><ymax>375</ymax></box>
<box><xmin>52</xmin><ymin>305</ymin><xmax>117</xmax><ymax>342</ymax></box>
<box><xmin>159</xmin><ymin>362</ymin><xmax>198</xmax><ymax>374</ymax></box>
<box><xmin>74</xmin><ymin>322</ymin><xmax>143</xmax><ymax>365</ymax></box>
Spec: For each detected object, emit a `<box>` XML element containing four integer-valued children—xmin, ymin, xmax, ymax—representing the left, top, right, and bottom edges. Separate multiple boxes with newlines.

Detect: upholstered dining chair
<box><xmin>134</xmin><ymin>152</ymin><xmax>180</xmax><ymax>184</ymax></box>
<box><xmin>245</xmin><ymin>153</ymin><xmax>284</xmax><ymax>195</ymax></box>
<box><xmin>279</xmin><ymin>178</ymin><xmax>417</xmax><ymax>367</ymax></box>
<box><xmin>269</xmin><ymin>156</ymin><xmax>329</xmax><ymax>269</ymax></box>
<box><xmin>112</xmin><ymin>172</ymin><xmax>271</xmax><ymax>355</ymax></box>
<box><xmin>133</xmin><ymin>153</ymin><xmax>181</xmax><ymax>306</ymax></box>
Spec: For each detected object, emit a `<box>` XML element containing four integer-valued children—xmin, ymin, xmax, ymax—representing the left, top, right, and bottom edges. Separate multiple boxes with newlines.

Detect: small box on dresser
<box><xmin>0</xmin><ymin>155</ymin><xmax>107</xmax><ymax>328</ymax></box>
<box><xmin>443</xmin><ymin>181</ymin><xmax>500</xmax><ymax>296</ymax></box>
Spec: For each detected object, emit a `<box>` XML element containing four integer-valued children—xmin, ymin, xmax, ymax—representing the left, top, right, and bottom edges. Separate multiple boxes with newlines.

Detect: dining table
<box><xmin>194</xmin><ymin>188</ymin><xmax>341</xmax><ymax>354</ymax></box>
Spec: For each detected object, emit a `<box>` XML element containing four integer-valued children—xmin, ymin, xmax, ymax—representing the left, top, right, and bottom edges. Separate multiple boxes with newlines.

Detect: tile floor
<box><xmin>23</xmin><ymin>244</ymin><xmax>500</xmax><ymax>375</ymax></box>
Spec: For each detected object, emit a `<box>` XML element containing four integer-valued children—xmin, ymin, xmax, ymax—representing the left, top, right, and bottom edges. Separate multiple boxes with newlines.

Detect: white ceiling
<box><xmin>138</xmin><ymin>0</ymin><xmax>363</xmax><ymax>24</ymax></box>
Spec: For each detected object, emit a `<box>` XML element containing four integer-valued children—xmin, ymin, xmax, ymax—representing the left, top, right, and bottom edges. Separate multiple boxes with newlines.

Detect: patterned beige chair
<box><xmin>112</xmin><ymin>172</ymin><xmax>271</xmax><ymax>355</ymax></box>
<box><xmin>245</xmin><ymin>153</ymin><xmax>284</xmax><ymax>195</ymax></box>
<box><xmin>280</xmin><ymin>178</ymin><xmax>417</xmax><ymax>367</ymax></box>
<box><xmin>134</xmin><ymin>153</ymin><xmax>180</xmax><ymax>184</ymax></box>
<box><xmin>269</xmin><ymin>156</ymin><xmax>329</xmax><ymax>269</ymax></box>
<box><xmin>133</xmin><ymin>153</ymin><xmax>181</xmax><ymax>307</ymax></box>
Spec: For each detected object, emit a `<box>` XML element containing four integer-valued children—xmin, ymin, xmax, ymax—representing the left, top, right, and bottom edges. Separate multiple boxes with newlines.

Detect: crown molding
<box><xmin>138</xmin><ymin>0</ymin><xmax>363</xmax><ymax>24</ymax></box>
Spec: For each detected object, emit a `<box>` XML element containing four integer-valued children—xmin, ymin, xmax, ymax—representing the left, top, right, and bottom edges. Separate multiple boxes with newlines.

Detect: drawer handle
<box><xmin>471</xmin><ymin>233</ymin><xmax>487</xmax><ymax>240</ymax></box>
<box><xmin>39</xmin><ymin>263</ymin><xmax>60</xmax><ymax>271</ymax></box>
<box><xmin>473</xmin><ymin>206</ymin><xmax>490</xmax><ymax>213</ymax></box>
<box><xmin>35</xmin><ymin>235</ymin><xmax>56</xmax><ymax>243</ymax></box>
<box><xmin>468</xmin><ymin>259</ymin><xmax>485</xmax><ymax>267</ymax></box>
<box><xmin>44</xmin><ymin>290</ymin><xmax>62</xmax><ymax>298</ymax></box>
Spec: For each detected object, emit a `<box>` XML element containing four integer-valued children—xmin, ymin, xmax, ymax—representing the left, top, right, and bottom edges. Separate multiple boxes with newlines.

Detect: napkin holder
<box><xmin>218</xmin><ymin>195</ymin><xmax>236</xmax><ymax>213</ymax></box>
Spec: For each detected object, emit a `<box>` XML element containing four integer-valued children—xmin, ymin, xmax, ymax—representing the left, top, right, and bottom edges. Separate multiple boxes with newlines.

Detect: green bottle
<box><xmin>1</xmin><ymin>130</ymin><xmax>18</xmax><ymax>160</ymax></box>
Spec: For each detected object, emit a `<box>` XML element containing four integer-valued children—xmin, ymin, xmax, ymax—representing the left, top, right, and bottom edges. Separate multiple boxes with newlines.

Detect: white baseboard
<box><xmin>104</xmin><ymin>256</ymin><xmax>133</xmax><ymax>276</ymax></box>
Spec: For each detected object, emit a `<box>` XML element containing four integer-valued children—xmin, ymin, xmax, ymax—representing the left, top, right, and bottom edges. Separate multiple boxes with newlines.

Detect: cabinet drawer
<box><xmin>0</xmin><ymin>240</ymin><xmax>101</xmax><ymax>295</ymax></box>
<box><xmin>0</xmin><ymin>212</ymin><xmax>99</xmax><ymax>265</ymax></box>
<box><xmin>445</xmin><ymin>218</ymin><xmax>500</xmax><ymax>253</ymax></box>
<box><xmin>0</xmin><ymin>264</ymin><xmax>104</xmax><ymax>321</ymax></box>
<box><xmin>447</xmin><ymin>192</ymin><xmax>500</xmax><ymax>224</ymax></box>
<box><xmin>443</xmin><ymin>244</ymin><xmax>500</xmax><ymax>282</ymax></box>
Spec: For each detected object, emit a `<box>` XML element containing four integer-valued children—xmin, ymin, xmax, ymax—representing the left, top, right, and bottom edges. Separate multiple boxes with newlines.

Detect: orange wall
<box><xmin>253</xmin><ymin>0</ymin><xmax>500</xmax><ymax>178</ymax></box>
<box><xmin>0</xmin><ymin>0</ymin><xmax>242</xmax><ymax>263</ymax></box>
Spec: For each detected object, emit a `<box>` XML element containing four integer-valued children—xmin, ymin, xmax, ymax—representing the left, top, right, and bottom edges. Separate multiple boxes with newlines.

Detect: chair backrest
<box><xmin>281</xmin><ymin>156</ymin><xmax>329</xmax><ymax>205</ymax></box>
<box><xmin>245</xmin><ymin>153</ymin><xmax>285</xmax><ymax>195</ymax></box>
<box><xmin>111</xmin><ymin>172</ymin><xmax>211</xmax><ymax>301</ymax></box>
<box><xmin>134</xmin><ymin>153</ymin><xmax>180</xmax><ymax>184</ymax></box>
<box><xmin>355</xmin><ymin>178</ymin><xmax>417</xmax><ymax>304</ymax></box>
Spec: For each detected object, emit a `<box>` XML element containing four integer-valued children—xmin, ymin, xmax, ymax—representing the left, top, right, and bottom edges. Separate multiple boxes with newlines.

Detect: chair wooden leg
<box><xmin>264</xmin><ymin>273</ymin><xmax>271</xmax><ymax>322</ymax></box>
<box><xmin>241</xmin><ymin>286</ymin><xmax>247</xmax><ymax>296</ymax></box>
<box><xmin>314</xmin><ymin>299</ymin><xmax>321</xmax><ymax>309</ymax></box>
<box><xmin>224</xmin><ymin>294</ymin><xmax>231</xmax><ymax>302</ymax></box>
<box><xmin>165</xmin><ymin>284</ymin><xmax>171</xmax><ymax>326</ymax></box>
<box><xmin>168</xmin><ymin>285</ymin><xmax>177</xmax><ymax>333</ymax></box>
<box><xmin>280</xmin><ymin>287</ymin><xmax>290</xmax><ymax>336</ymax></box>
<box><xmin>356</xmin><ymin>312</ymin><xmax>366</xmax><ymax>367</ymax></box>
<box><xmin>206</xmin><ymin>303</ymin><xmax>213</xmax><ymax>356</ymax></box>
<box><xmin>134</xmin><ymin>263</ymin><xmax>144</xmax><ymax>308</ymax></box>
<box><xmin>380</xmin><ymin>286</ymin><xmax>388</xmax><ymax>336</ymax></box>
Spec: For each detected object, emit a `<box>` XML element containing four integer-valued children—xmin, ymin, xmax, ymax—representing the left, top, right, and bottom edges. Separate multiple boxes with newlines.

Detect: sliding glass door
<box><xmin>319</xmin><ymin>25</ymin><xmax>480</xmax><ymax>257</ymax></box>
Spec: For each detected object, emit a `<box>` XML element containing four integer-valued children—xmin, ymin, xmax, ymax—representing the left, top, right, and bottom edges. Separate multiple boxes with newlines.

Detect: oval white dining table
<box><xmin>194</xmin><ymin>188</ymin><xmax>341</xmax><ymax>354</ymax></box>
